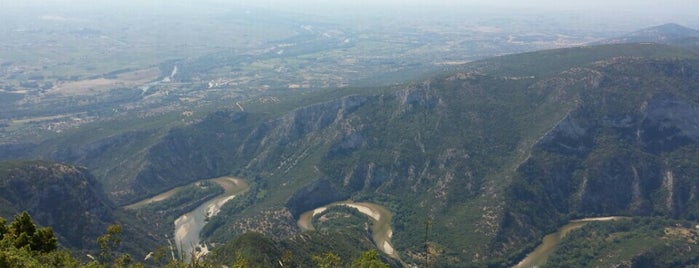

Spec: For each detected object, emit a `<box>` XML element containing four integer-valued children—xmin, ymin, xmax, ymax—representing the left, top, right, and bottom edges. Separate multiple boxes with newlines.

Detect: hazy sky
<box><xmin>1</xmin><ymin>0</ymin><xmax>696</xmax><ymax>28</ymax></box>
<box><xmin>3</xmin><ymin>0</ymin><xmax>696</xmax><ymax>10</ymax></box>
<box><xmin>236</xmin><ymin>0</ymin><xmax>696</xmax><ymax>10</ymax></box>
<box><xmin>235</xmin><ymin>0</ymin><xmax>698</xmax><ymax>26</ymax></box>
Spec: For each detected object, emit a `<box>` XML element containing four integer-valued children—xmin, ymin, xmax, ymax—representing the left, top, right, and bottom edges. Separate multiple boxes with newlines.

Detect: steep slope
<box><xmin>21</xmin><ymin>45</ymin><xmax>695</xmax><ymax>206</ymax></box>
<box><xmin>500</xmin><ymin>56</ymin><xmax>699</xmax><ymax>258</ymax></box>
<box><xmin>109</xmin><ymin>43</ymin><xmax>699</xmax><ymax>266</ymax></box>
<box><xmin>546</xmin><ymin>218</ymin><xmax>699</xmax><ymax>267</ymax></box>
<box><xmin>0</xmin><ymin>161</ymin><xmax>114</xmax><ymax>249</ymax></box>
<box><xmin>6</xmin><ymin>42</ymin><xmax>699</xmax><ymax>266</ymax></box>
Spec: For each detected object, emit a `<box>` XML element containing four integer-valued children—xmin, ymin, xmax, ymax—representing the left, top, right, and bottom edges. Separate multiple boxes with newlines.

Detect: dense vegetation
<box><xmin>0</xmin><ymin>212</ymin><xmax>83</xmax><ymax>268</ymax></box>
<box><xmin>1</xmin><ymin>210</ymin><xmax>389</xmax><ymax>268</ymax></box>
<box><xmin>0</xmin><ymin>161</ymin><xmax>113</xmax><ymax>249</ymax></box>
<box><xmin>142</xmin><ymin>43</ymin><xmax>698</xmax><ymax>266</ymax></box>
<box><xmin>547</xmin><ymin>218</ymin><xmax>699</xmax><ymax>267</ymax></box>
<box><xmin>60</xmin><ymin>42</ymin><xmax>696</xmax><ymax>266</ymax></box>
<box><xmin>209</xmin><ymin>231</ymin><xmax>394</xmax><ymax>268</ymax></box>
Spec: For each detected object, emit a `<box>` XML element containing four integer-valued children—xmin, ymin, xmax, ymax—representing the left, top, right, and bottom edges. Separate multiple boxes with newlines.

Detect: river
<box><xmin>513</xmin><ymin>216</ymin><xmax>630</xmax><ymax>268</ymax></box>
<box><xmin>123</xmin><ymin>181</ymin><xmax>625</xmax><ymax>266</ymax></box>
<box><xmin>123</xmin><ymin>176</ymin><xmax>249</xmax><ymax>259</ymax></box>
<box><xmin>173</xmin><ymin>177</ymin><xmax>249</xmax><ymax>258</ymax></box>
<box><xmin>297</xmin><ymin>201</ymin><xmax>403</xmax><ymax>263</ymax></box>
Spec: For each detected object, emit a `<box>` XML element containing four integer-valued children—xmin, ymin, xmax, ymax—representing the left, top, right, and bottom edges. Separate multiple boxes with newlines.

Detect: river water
<box><xmin>514</xmin><ymin>216</ymin><xmax>629</xmax><ymax>268</ymax></box>
<box><xmin>122</xmin><ymin>177</ymin><xmax>249</xmax><ymax>260</ymax></box>
<box><xmin>297</xmin><ymin>201</ymin><xmax>402</xmax><ymax>262</ymax></box>
<box><xmin>173</xmin><ymin>177</ymin><xmax>249</xmax><ymax>258</ymax></box>
<box><xmin>124</xmin><ymin>181</ymin><xmax>626</xmax><ymax>266</ymax></box>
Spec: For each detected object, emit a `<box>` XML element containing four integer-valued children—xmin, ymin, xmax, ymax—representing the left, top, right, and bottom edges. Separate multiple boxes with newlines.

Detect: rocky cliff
<box><xmin>501</xmin><ymin>57</ymin><xmax>699</xmax><ymax>258</ymax></box>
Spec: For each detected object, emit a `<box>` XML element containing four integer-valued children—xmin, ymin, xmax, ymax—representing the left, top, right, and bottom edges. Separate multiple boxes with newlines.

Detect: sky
<box><xmin>231</xmin><ymin>0</ymin><xmax>698</xmax><ymax>27</ymax></box>
<box><xmin>3</xmin><ymin>0</ymin><xmax>696</xmax><ymax>10</ymax></box>
<box><xmin>231</xmin><ymin>0</ymin><xmax>696</xmax><ymax>11</ymax></box>
<box><xmin>1</xmin><ymin>0</ymin><xmax>697</xmax><ymax>28</ymax></box>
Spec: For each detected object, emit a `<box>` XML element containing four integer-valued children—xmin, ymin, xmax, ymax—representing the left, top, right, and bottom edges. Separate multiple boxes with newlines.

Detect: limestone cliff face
<box><xmin>528</xmin><ymin>93</ymin><xmax>699</xmax><ymax>216</ymax></box>
<box><xmin>0</xmin><ymin>161</ymin><xmax>113</xmax><ymax>249</ymax></box>
<box><xmin>122</xmin><ymin>95</ymin><xmax>371</xmax><ymax>204</ymax></box>
<box><xmin>502</xmin><ymin>58</ymin><xmax>699</xmax><ymax>256</ymax></box>
<box><xmin>640</xmin><ymin>94</ymin><xmax>699</xmax><ymax>152</ymax></box>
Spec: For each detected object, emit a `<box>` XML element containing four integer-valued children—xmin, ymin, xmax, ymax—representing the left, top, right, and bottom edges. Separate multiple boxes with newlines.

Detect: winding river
<box><xmin>123</xmin><ymin>176</ymin><xmax>249</xmax><ymax>258</ymax></box>
<box><xmin>514</xmin><ymin>216</ymin><xmax>630</xmax><ymax>268</ymax></box>
<box><xmin>297</xmin><ymin>201</ymin><xmax>403</xmax><ymax>263</ymax></box>
<box><xmin>174</xmin><ymin>177</ymin><xmax>249</xmax><ymax>257</ymax></box>
<box><xmin>124</xmin><ymin>181</ymin><xmax>629</xmax><ymax>266</ymax></box>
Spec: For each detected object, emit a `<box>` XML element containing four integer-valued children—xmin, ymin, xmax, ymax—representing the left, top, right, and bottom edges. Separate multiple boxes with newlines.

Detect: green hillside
<box><xmin>86</xmin><ymin>43</ymin><xmax>698</xmax><ymax>266</ymax></box>
<box><xmin>547</xmin><ymin>218</ymin><xmax>699</xmax><ymax>267</ymax></box>
<box><xmin>3</xmin><ymin>42</ymin><xmax>699</xmax><ymax>267</ymax></box>
<box><xmin>0</xmin><ymin>161</ymin><xmax>113</xmax><ymax>249</ymax></box>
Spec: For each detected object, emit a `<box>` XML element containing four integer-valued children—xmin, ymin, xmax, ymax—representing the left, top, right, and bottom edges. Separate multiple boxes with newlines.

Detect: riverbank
<box><xmin>297</xmin><ymin>201</ymin><xmax>400</xmax><ymax>261</ymax></box>
<box><xmin>514</xmin><ymin>216</ymin><xmax>630</xmax><ymax>268</ymax></box>
<box><xmin>174</xmin><ymin>177</ymin><xmax>249</xmax><ymax>258</ymax></box>
<box><xmin>123</xmin><ymin>185</ymin><xmax>189</xmax><ymax>210</ymax></box>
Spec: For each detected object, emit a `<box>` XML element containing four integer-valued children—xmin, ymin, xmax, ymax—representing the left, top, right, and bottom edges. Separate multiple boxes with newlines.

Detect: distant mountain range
<box><xmin>594</xmin><ymin>23</ymin><xmax>699</xmax><ymax>45</ymax></box>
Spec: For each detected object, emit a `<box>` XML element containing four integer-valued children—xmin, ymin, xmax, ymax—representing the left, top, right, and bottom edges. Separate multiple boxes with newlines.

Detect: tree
<box><xmin>97</xmin><ymin>224</ymin><xmax>123</xmax><ymax>263</ymax></box>
<box><xmin>0</xmin><ymin>217</ymin><xmax>7</xmax><ymax>240</ymax></box>
<box><xmin>352</xmin><ymin>249</ymin><xmax>388</xmax><ymax>268</ymax></box>
<box><xmin>4</xmin><ymin>211</ymin><xmax>57</xmax><ymax>253</ymax></box>
<box><xmin>0</xmin><ymin>245</ymin><xmax>43</xmax><ymax>267</ymax></box>
<box><xmin>231</xmin><ymin>251</ymin><xmax>248</xmax><ymax>268</ymax></box>
<box><xmin>38</xmin><ymin>249</ymin><xmax>87</xmax><ymax>268</ymax></box>
<box><xmin>31</xmin><ymin>227</ymin><xmax>58</xmax><ymax>253</ymax></box>
<box><xmin>10</xmin><ymin>212</ymin><xmax>36</xmax><ymax>239</ymax></box>
<box><xmin>0</xmin><ymin>212</ymin><xmax>63</xmax><ymax>266</ymax></box>
<box><xmin>312</xmin><ymin>252</ymin><xmax>342</xmax><ymax>268</ymax></box>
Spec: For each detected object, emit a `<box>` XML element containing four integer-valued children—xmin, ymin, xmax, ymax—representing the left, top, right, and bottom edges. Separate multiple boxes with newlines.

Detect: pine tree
<box><xmin>5</xmin><ymin>211</ymin><xmax>57</xmax><ymax>252</ymax></box>
<box><xmin>10</xmin><ymin>212</ymin><xmax>37</xmax><ymax>238</ymax></box>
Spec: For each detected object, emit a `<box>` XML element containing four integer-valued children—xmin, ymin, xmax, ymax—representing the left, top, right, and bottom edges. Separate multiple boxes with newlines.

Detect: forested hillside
<box><xmin>3</xmin><ymin>40</ymin><xmax>699</xmax><ymax>267</ymax></box>
<box><xmin>0</xmin><ymin>161</ymin><xmax>113</xmax><ymax>249</ymax></box>
<box><xmin>68</xmin><ymin>43</ymin><xmax>698</xmax><ymax>266</ymax></box>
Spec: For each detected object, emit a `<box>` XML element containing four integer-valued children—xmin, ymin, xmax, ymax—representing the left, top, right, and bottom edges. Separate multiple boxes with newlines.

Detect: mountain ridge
<box><xmin>594</xmin><ymin>23</ymin><xmax>699</xmax><ymax>45</ymax></box>
<box><xmin>2</xmin><ymin>41</ymin><xmax>699</xmax><ymax>266</ymax></box>
<box><xmin>110</xmin><ymin>43</ymin><xmax>699</xmax><ymax>265</ymax></box>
